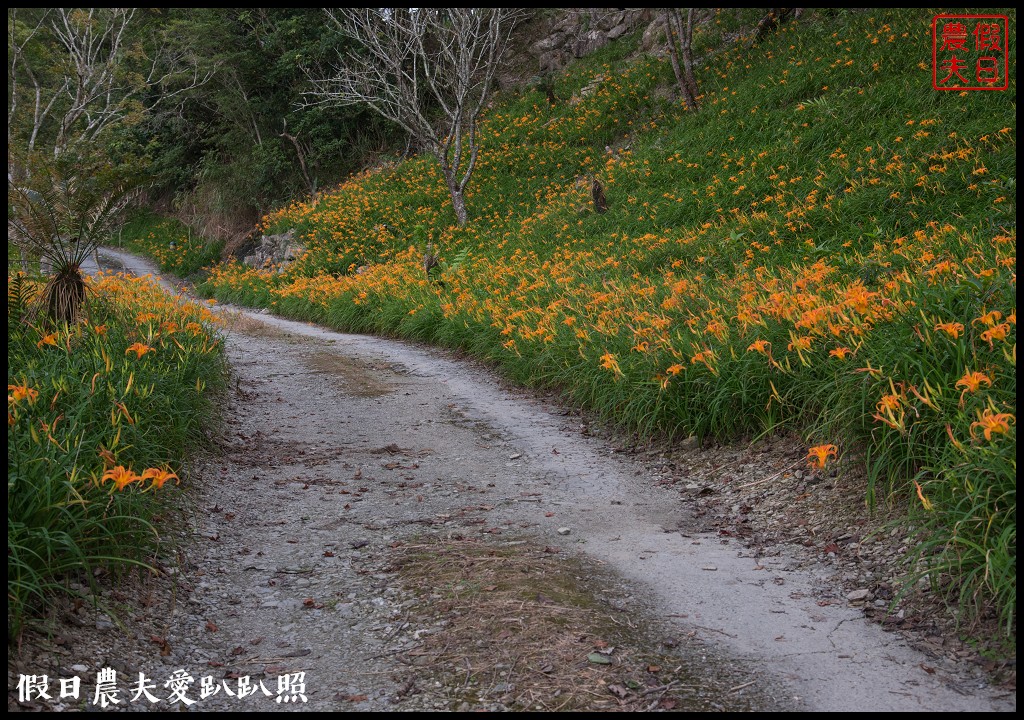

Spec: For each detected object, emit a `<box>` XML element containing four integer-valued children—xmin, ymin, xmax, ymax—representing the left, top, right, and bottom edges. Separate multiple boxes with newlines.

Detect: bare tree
<box><xmin>280</xmin><ymin>118</ymin><xmax>317</xmax><ymax>196</ymax></box>
<box><xmin>8</xmin><ymin>8</ymin><xmax>210</xmax><ymax>163</ymax></box>
<box><xmin>662</xmin><ymin>9</ymin><xmax>699</xmax><ymax>112</ymax></box>
<box><xmin>308</xmin><ymin>8</ymin><xmax>521</xmax><ymax>226</ymax></box>
<box><xmin>8</xmin><ymin>8</ymin><xmax>207</xmax><ymax>305</ymax></box>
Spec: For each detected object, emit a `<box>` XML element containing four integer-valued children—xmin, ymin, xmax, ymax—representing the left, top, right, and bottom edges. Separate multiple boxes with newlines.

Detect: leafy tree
<box><xmin>136</xmin><ymin>9</ymin><xmax>399</xmax><ymax>232</ymax></box>
<box><xmin>7</xmin><ymin>8</ymin><xmax>206</xmax><ymax>163</ymax></box>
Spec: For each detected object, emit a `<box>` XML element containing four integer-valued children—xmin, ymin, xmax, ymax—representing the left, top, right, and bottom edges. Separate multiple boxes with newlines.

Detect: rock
<box><xmin>607</xmin><ymin>23</ymin><xmax>629</xmax><ymax>41</ymax></box>
<box><xmin>536</xmin><ymin>50</ymin><xmax>569</xmax><ymax>74</ymax></box>
<box><xmin>596</xmin><ymin>11</ymin><xmax>627</xmax><ymax>31</ymax></box>
<box><xmin>572</xmin><ymin>30</ymin><xmax>609</xmax><ymax>58</ymax></box>
<box><xmin>846</xmin><ymin>588</ymin><xmax>871</xmax><ymax>602</ymax></box>
<box><xmin>642</xmin><ymin>15</ymin><xmax>668</xmax><ymax>51</ymax></box>
<box><xmin>240</xmin><ymin>229</ymin><xmax>305</xmax><ymax>273</ymax></box>
<box><xmin>532</xmin><ymin>34</ymin><xmax>565</xmax><ymax>54</ymax></box>
<box><xmin>557</xmin><ymin>527</ymin><xmax>571</xmax><ymax>536</ymax></box>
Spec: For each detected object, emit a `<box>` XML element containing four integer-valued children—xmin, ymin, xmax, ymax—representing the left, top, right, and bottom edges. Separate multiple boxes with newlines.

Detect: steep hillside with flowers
<box><xmin>196</xmin><ymin>9</ymin><xmax>1016</xmax><ymax>633</ymax></box>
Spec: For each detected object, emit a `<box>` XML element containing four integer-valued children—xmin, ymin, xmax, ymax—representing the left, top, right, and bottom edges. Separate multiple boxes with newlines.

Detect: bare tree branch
<box><xmin>8</xmin><ymin>8</ymin><xmax>213</xmax><ymax>164</ymax></box>
<box><xmin>307</xmin><ymin>8</ymin><xmax>521</xmax><ymax>226</ymax></box>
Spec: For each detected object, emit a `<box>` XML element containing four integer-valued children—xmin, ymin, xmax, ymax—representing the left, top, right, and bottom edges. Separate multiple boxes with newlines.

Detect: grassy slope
<box><xmin>198</xmin><ymin>9</ymin><xmax>1016</xmax><ymax>633</ymax></box>
<box><xmin>8</xmin><ymin>273</ymin><xmax>226</xmax><ymax>632</ymax></box>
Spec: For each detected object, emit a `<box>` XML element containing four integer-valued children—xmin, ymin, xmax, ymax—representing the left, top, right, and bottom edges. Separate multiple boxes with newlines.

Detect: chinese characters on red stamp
<box><xmin>933</xmin><ymin>14</ymin><xmax>1010</xmax><ymax>91</ymax></box>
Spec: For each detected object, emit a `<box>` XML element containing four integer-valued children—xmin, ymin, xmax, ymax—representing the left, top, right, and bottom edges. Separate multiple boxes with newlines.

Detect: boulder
<box><xmin>241</xmin><ymin>229</ymin><xmax>305</xmax><ymax>272</ymax></box>
<box><xmin>572</xmin><ymin>29</ymin><xmax>609</xmax><ymax>58</ymax></box>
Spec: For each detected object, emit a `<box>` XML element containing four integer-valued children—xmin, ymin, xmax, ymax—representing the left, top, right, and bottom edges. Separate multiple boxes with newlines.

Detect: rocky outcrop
<box><xmin>241</xmin><ymin>229</ymin><xmax>305</xmax><ymax>271</ymax></box>
<box><xmin>516</xmin><ymin>9</ymin><xmax>655</xmax><ymax>76</ymax></box>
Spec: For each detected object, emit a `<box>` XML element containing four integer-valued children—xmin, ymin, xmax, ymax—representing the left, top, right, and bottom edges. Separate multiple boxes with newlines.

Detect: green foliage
<box><xmin>118</xmin><ymin>210</ymin><xmax>224</xmax><ymax>278</ymax></box>
<box><xmin>7</xmin><ymin>273</ymin><xmax>36</xmax><ymax>327</ymax></box>
<box><xmin>198</xmin><ymin>9</ymin><xmax>1015</xmax><ymax>637</ymax></box>
<box><xmin>7</xmin><ymin>273</ymin><xmax>226</xmax><ymax>635</ymax></box>
<box><xmin>135</xmin><ymin>9</ymin><xmax>402</xmax><ymax>229</ymax></box>
<box><xmin>8</xmin><ymin>150</ymin><xmax>141</xmax><ymax>324</ymax></box>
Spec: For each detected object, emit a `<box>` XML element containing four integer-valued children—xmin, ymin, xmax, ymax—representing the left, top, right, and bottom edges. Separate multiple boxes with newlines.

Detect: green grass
<box><xmin>117</xmin><ymin>210</ymin><xmax>224</xmax><ymax>278</ymax></box>
<box><xmin>193</xmin><ymin>9</ymin><xmax>1015</xmax><ymax>636</ymax></box>
<box><xmin>7</xmin><ymin>272</ymin><xmax>226</xmax><ymax>635</ymax></box>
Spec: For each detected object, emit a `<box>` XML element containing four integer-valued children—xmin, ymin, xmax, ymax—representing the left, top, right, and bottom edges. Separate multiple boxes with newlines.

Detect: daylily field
<box><xmin>190</xmin><ymin>9</ymin><xmax>1014</xmax><ymax>630</ymax></box>
<box><xmin>8</xmin><ymin>273</ymin><xmax>225</xmax><ymax>631</ymax></box>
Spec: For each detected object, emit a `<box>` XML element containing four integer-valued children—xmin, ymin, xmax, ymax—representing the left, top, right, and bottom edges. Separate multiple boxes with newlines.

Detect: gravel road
<box><xmin>8</xmin><ymin>249</ymin><xmax>1014</xmax><ymax>712</ymax></box>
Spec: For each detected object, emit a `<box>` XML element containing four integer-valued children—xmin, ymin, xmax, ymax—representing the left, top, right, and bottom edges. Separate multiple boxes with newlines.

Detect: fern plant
<box><xmin>7</xmin><ymin>272</ymin><xmax>36</xmax><ymax>329</ymax></box>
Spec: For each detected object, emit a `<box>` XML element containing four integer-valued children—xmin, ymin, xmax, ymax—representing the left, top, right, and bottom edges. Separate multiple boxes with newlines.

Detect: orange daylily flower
<box><xmin>691</xmin><ymin>349</ymin><xmax>717</xmax><ymax>373</ymax></box>
<box><xmin>970</xmin><ymin>408</ymin><xmax>1015</xmax><ymax>442</ymax></box>
<box><xmin>600</xmin><ymin>352</ymin><xmax>622</xmax><ymax>376</ymax></box>
<box><xmin>141</xmin><ymin>468</ymin><xmax>180</xmax><ymax>489</ymax></box>
<box><xmin>844</xmin><ymin>283</ymin><xmax>877</xmax><ymax>314</ymax></box>
<box><xmin>747</xmin><ymin>339</ymin><xmax>771</xmax><ymax>354</ymax></box>
<box><xmin>8</xmin><ymin>385</ymin><xmax>39</xmax><ymax>405</ymax></box>
<box><xmin>102</xmin><ymin>465</ymin><xmax>140</xmax><ymax>491</ymax></box>
<box><xmin>36</xmin><ymin>333</ymin><xmax>58</xmax><ymax>348</ymax></box>
<box><xmin>955</xmin><ymin>370</ymin><xmax>992</xmax><ymax>405</ymax></box>
<box><xmin>828</xmin><ymin>347</ymin><xmax>852</xmax><ymax>360</ymax></box>
<box><xmin>973</xmin><ymin>310</ymin><xmax>1002</xmax><ymax>328</ymax></box>
<box><xmin>806</xmin><ymin>444</ymin><xmax>838</xmax><ymax>469</ymax></box>
<box><xmin>126</xmin><ymin>342</ymin><xmax>154</xmax><ymax>359</ymax></box>
<box><xmin>873</xmin><ymin>392</ymin><xmax>906</xmax><ymax>431</ymax></box>
<box><xmin>876</xmin><ymin>394</ymin><xmax>901</xmax><ymax>414</ymax></box>
<box><xmin>788</xmin><ymin>335</ymin><xmax>813</xmax><ymax>352</ymax></box>
<box><xmin>979</xmin><ymin>323</ymin><xmax>1009</xmax><ymax>349</ymax></box>
<box><xmin>934</xmin><ymin>321</ymin><xmax>964</xmax><ymax>339</ymax></box>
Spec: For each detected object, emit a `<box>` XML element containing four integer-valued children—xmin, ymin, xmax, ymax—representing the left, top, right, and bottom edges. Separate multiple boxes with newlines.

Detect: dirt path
<box><xmin>10</xmin><ymin>250</ymin><xmax>1014</xmax><ymax>712</ymax></box>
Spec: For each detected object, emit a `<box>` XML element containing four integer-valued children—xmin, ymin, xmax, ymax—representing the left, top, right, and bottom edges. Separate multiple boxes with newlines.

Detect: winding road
<box><xmin>40</xmin><ymin>247</ymin><xmax>1010</xmax><ymax>712</ymax></box>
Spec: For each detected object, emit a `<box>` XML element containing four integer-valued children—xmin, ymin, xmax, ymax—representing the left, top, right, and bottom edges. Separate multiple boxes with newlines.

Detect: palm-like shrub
<box><xmin>8</xmin><ymin>152</ymin><xmax>137</xmax><ymax>325</ymax></box>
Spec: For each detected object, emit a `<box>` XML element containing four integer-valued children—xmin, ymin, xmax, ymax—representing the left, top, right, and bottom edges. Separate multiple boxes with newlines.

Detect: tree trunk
<box><xmin>281</xmin><ymin>127</ymin><xmax>316</xmax><ymax>196</ymax></box>
<box><xmin>45</xmin><ymin>266</ymin><xmax>86</xmax><ymax>325</ymax></box>
<box><xmin>662</xmin><ymin>15</ymin><xmax>690</xmax><ymax>108</ymax></box>
<box><xmin>450</xmin><ymin>187</ymin><xmax>468</xmax><ymax>227</ymax></box>
<box><xmin>664</xmin><ymin>9</ymin><xmax>699</xmax><ymax>112</ymax></box>
<box><xmin>680</xmin><ymin>9</ymin><xmax>699</xmax><ymax>108</ymax></box>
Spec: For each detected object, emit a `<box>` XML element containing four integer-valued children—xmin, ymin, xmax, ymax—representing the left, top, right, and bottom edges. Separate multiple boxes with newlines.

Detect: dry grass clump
<box><xmin>389</xmin><ymin>537</ymin><xmax>761</xmax><ymax>711</ymax></box>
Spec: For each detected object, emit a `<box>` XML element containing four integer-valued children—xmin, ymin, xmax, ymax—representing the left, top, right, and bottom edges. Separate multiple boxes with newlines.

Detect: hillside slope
<box><xmin>197</xmin><ymin>9</ymin><xmax>1016</xmax><ymax>636</ymax></box>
